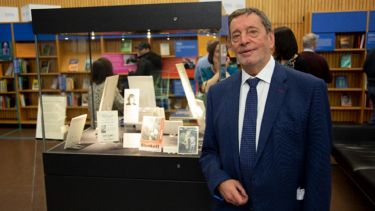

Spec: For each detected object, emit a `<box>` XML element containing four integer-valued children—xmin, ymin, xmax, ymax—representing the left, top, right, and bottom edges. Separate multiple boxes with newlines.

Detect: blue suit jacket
<box><xmin>200</xmin><ymin>63</ymin><xmax>332</xmax><ymax>211</ymax></box>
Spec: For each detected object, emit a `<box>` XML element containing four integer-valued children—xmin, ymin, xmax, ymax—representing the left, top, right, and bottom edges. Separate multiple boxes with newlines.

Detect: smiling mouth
<box><xmin>240</xmin><ymin>49</ymin><xmax>255</xmax><ymax>55</ymax></box>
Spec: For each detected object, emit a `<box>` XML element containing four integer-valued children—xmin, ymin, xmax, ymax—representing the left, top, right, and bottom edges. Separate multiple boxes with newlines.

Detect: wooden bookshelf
<box><xmin>310</xmin><ymin>12</ymin><xmax>371</xmax><ymax>123</ymax></box>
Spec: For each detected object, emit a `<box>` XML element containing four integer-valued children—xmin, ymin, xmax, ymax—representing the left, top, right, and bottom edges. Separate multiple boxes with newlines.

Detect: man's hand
<box><xmin>218</xmin><ymin>179</ymin><xmax>248</xmax><ymax>206</ymax></box>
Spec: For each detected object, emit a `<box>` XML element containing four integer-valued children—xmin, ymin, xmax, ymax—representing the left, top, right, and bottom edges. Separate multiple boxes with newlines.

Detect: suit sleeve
<box><xmin>199</xmin><ymin>88</ymin><xmax>231</xmax><ymax>196</ymax></box>
<box><xmin>303</xmin><ymin>80</ymin><xmax>332</xmax><ymax>211</ymax></box>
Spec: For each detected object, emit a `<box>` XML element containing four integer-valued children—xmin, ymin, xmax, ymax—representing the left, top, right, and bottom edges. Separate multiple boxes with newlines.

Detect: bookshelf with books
<box><xmin>312</xmin><ymin>11</ymin><xmax>369</xmax><ymax>123</ymax></box>
<box><xmin>0</xmin><ymin>23</ymin><xmax>18</xmax><ymax>124</ymax></box>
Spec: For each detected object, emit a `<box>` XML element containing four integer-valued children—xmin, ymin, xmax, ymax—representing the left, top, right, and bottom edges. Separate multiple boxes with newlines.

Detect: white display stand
<box><xmin>64</xmin><ymin>114</ymin><xmax>87</xmax><ymax>149</ymax></box>
<box><xmin>99</xmin><ymin>75</ymin><xmax>119</xmax><ymax>111</ymax></box>
<box><xmin>128</xmin><ymin>76</ymin><xmax>156</xmax><ymax>108</ymax></box>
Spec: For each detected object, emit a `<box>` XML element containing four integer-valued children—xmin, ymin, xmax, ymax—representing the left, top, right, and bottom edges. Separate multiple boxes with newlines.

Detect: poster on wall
<box><xmin>0</xmin><ymin>40</ymin><xmax>12</xmax><ymax>61</ymax></box>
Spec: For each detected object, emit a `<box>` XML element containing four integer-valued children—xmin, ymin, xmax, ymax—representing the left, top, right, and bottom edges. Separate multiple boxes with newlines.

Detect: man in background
<box><xmin>299</xmin><ymin>33</ymin><xmax>332</xmax><ymax>83</ymax></box>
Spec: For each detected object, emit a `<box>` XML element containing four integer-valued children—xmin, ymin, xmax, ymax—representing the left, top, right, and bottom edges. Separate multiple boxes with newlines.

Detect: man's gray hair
<box><xmin>228</xmin><ymin>8</ymin><xmax>273</xmax><ymax>34</ymax></box>
<box><xmin>303</xmin><ymin>33</ymin><xmax>318</xmax><ymax>49</ymax></box>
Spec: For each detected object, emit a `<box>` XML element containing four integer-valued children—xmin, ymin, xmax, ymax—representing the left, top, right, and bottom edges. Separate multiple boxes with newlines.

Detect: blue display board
<box><xmin>0</xmin><ymin>24</ymin><xmax>12</xmax><ymax>41</ymax></box>
<box><xmin>370</xmin><ymin>11</ymin><xmax>375</xmax><ymax>32</ymax></box>
<box><xmin>312</xmin><ymin>11</ymin><xmax>367</xmax><ymax>33</ymax></box>
<box><xmin>175</xmin><ymin>40</ymin><xmax>198</xmax><ymax>57</ymax></box>
<box><xmin>367</xmin><ymin>32</ymin><xmax>375</xmax><ymax>50</ymax></box>
<box><xmin>315</xmin><ymin>33</ymin><xmax>335</xmax><ymax>52</ymax></box>
<box><xmin>13</xmin><ymin>23</ymin><xmax>34</xmax><ymax>41</ymax></box>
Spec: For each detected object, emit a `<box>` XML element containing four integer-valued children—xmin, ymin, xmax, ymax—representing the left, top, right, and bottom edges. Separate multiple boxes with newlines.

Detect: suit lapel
<box><xmin>255</xmin><ymin>63</ymin><xmax>288</xmax><ymax>166</ymax></box>
<box><xmin>227</xmin><ymin>72</ymin><xmax>242</xmax><ymax>174</ymax></box>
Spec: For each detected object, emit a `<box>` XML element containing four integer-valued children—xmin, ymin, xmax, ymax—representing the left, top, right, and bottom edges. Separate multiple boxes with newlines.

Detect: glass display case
<box><xmin>31</xmin><ymin>2</ymin><xmax>224</xmax><ymax>209</ymax></box>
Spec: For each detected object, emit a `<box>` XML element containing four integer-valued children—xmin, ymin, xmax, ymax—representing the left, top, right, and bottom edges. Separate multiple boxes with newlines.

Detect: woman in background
<box><xmin>89</xmin><ymin>57</ymin><xmax>124</xmax><ymax>116</ymax></box>
<box><xmin>273</xmin><ymin>26</ymin><xmax>310</xmax><ymax>73</ymax></box>
<box><xmin>195</xmin><ymin>40</ymin><xmax>238</xmax><ymax>93</ymax></box>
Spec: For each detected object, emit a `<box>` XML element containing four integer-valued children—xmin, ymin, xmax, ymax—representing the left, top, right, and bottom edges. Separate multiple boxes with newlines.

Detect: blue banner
<box><xmin>315</xmin><ymin>33</ymin><xmax>335</xmax><ymax>52</ymax></box>
<box><xmin>175</xmin><ymin>40</ymin><xmax>198</xmax><ymax>57</ymax></box>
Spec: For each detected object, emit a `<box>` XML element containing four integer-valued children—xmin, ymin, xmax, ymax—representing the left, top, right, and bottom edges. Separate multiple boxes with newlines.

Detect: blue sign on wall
<box><xmin>370</xmin><ymin>11</ymin><xmax>375</xmax><ymax>32</ymax></box>
<box><xmin>367</xmin><ymin>32</ymin><xmax>375</xmax><ymax>50</ymax></box>
<box><xmin>175</xmin><ymin>40</ymin><xmax>198</xmax><ymax>57</ymax></box>
<box><xmin>312</xmin><ymin>11</ymin><xmax>367</xmax><ymax>33</ymax></box>
<box><xmin>0</xmin><ymin>24</ymin><xmax>12</xmax><ymax>41</ymax></box>
<box><xmin>315</xmin><ymin>33</ymin><xmax>335</xmax><ymax>52</ymax></box>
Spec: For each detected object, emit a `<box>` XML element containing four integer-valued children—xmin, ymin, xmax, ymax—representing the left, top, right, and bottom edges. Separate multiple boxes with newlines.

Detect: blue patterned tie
<box><xmin>240</xmin><ymin>77</ymin><xmax>260</xmax><ymax>186</ymax></box>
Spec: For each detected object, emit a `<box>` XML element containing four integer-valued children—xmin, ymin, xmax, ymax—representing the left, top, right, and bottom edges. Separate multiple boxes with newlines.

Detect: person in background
<box><xmin>299</xmin><ymin>33</ymin><xmax>332</xmax><ymax>83</ymax></box>
<box><xmin>273</xmin><ymin>26</ymin><xmax>310</xmax><ymax>73</ymax></box>
<box><xmin>129</xmin><ymin>42</ymin><xmax>162</xmax><ymax>81</ymax></box>
<box><xmin>89</xmin><ymin>57</ymin><xmax>124</xmax><ymax>116</ymax></box>
<box><xmin>194</xmin><ymin>40</ymin><xmax>215</xmax><ymax>82</ymax></box>
<box><xmin>200</xmin><ymin>7</ymin><xmax>331</xmax><ymax>210</ymax></box>
<box><xmin>363</xmin><ymin>48</ymin><xmax>375</xmax><ymax>125</ymax></box>
<box><xmin>196</xmin><ymin>40</ymin><xmax>238</xmax><ymax>93</ymax></box>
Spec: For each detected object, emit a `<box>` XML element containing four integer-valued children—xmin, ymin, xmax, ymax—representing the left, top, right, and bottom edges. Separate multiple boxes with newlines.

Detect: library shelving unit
<box><xmin>312</xmin><ymin>11</ymin><xmax>372</xmax><ymax>123</ymax></box>
<box><xmin>0</xmin><ymin>23</ymin><xmax>18</xmax><ymax>124</ymax></box>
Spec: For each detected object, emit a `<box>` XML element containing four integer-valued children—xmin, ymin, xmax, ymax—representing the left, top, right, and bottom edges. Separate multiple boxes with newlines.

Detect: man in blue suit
<box><xmin>200</xmin><ymin>8</ymin><xmax>332</xmax><ymax>210</ymax></box>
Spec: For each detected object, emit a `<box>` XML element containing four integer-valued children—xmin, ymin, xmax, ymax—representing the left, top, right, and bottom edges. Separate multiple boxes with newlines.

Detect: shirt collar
<box><xmin>303</xmin><ymin>48</ymin><xmax>314</xmax><ymax>52</ymax></box>
<box><xmin>241</xmin><ymin>56</ymin><xmax>275</xmax><ymax>86</ymax></box>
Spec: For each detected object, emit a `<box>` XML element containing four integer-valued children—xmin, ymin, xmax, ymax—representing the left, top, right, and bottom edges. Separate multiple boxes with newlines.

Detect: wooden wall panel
<box><xmin>1</xmin><ymin>0</ymin><xmax>374</xmax><ymax>48</ymax></box>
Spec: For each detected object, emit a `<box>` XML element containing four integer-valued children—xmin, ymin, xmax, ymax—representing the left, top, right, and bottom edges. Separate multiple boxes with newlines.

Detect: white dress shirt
<box><xmin>238</xmin><ymin>57</ymin><xmax>275</xmax><ymax>152</ymax></box>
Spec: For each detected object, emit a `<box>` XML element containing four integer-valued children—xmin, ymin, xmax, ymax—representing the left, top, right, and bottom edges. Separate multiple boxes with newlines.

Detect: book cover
<box><xmin>81</xmin><ymin>93</ymin><xmax>88</xmax><ymax>106</ymax></box>
<box><xmin>19</xmin><ymin>94</ymin><xmax>25</xmax><ymax>107</ymax></box>
<box><xmin>5</xmin><ymin>63</ymin><xmax>13</xmax><ymax>76</ymax></box>
<box><xmin>50</xmin><ymin>77</ymin><xmax>58</xmax><ymax>89</ymax></box>
<box><xmin>68</xmin><ymin>58</ymin><xmax>79</xmax><ymax>71</ymax></box>
<box><xmin>0</xmin><ymin>41</ymin><xmax>12</xmax><ymax>61</ymax></box>
<box><xmin>58</xmin><ymin>75</ymin><xmax>66</xmax><ymax>91</ymax></box>
<box><xmin>40</xmin><ymin>60</ymin><xmax>50</xmax><ymax>73</ymax></box>
<box><xmin>82</xmin><ymin>78</ymin><xmax>90</xmax><ymax>90</ymax></box>
<box><xmin>65</xmin><ymin>77</ymin><xmax>74</xmax><ymax>91</ymax></box>
<box><xmin>41</xmin><ymin>44</ymin><xmax>52</xmax><ymax>56</ymax></box>
<box><xmin>335</xmin><ymin>76</ymin><xmax>348</xmax><ymax>88</ymax></box>
<box><xmin>160</xmin><ymin>43</ymin><xmax>170</xmax><ymax>56</ymax></box>
<box><xmin>340</xmin><ymin>54</ymin><xmax>351</xmax><ymax>68</ymax></box>
<box><xmin>32</xmin><ymin>79</ymin><xmax>39</xmax><ymax>90</ymax></box>
<box><xmin>341</xmin><ymin>93</ymin><xmax>352</xmax><ymax>107</ymax></box>
<box><xmin>140</xmin><ymin>116</ymin><xmax>165</xmax><ymax>152</ymax></box>
<box><xmin>120</xmin><ymin>39</ymin><xmax>132</xmax><ymax>53</ymax></box>
<box><xmin>177</xmin><ymin>126</ymin><xmax>199</xmax><ymax>155</ymax></box>
<box><xmin>339</xmin><ymin>36</ymin><xmax>353</xmax><ymax>48</ymax></box>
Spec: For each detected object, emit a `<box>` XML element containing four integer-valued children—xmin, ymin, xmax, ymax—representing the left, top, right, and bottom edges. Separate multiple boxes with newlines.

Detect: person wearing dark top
<box><xmin>273</xmin><ymin>26</ymin><xmax>310</xmax><ymax>73</ymax></box>
<box><xmin>364</xmin><ymin>48</ymin><xmax>375</xmax><ymax>124</ymax></box>
<box><xmin>130</xmin><ymin>42</ymin><xmax>162</xmax><ymax>77</ymax></box>
<box><xmin>299</xmin><ymin>33</ymin><xmax>332</xmax><ymax>83</ymax></box>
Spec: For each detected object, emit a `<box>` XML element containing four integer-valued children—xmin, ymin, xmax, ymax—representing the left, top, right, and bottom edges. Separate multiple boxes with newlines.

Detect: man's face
<box><xmin>229</xmin><ymin>13</ymin><xmax>274</xmax><ymax>75</ymax></box>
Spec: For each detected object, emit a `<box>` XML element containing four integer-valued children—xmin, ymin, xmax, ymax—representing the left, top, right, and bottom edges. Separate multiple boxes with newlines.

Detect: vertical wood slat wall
<box><xmin>1</xmin><ymin>0</ymin><xmax>374</xmax><ymax>49</ymax></box>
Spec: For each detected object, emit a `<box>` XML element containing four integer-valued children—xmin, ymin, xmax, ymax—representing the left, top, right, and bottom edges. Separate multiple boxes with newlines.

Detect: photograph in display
<box><xmin>140</xmin><ymin>116</ymin><xmax>164</xmax><ymax>152</ymax></box>
<box><xmin>177</xmin><ymin>126</ymin><xmax>199</xmax><ymax>155</ymax></box>
<box><xmin>97</xmin><ymin>110</ymin><xmax>119</xmax><ymax>143</ymax></box>
<box><xmin>124</xmin><ymin>89</ymin><xmax>140</xmax><ymax>124</ymax></box>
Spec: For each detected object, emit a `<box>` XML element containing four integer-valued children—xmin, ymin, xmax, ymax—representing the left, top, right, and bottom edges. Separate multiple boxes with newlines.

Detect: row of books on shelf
<box><xmin>0</xmin><ymin>79</ymin><xmax>12</xmax><ymax>92</ymax></box>
<box><xmin>66</xmin><ymin>93</ymin><xmax>88</xmax><ymax>107</ymax></box>
<box><xmin>58</xmin><ymin>75</ymin><xmax>90</xmax><ymax>91</ymax></box>
<box><xmin>0</xmin><ymin>96</ymin><xmax>15</xmax><ymax>109</ymax></box>
<box><xmin>14</xmin><ymin>59</ymin><xmax>31</xmax><ymax>74</ymax></box>
<box><xmin>339</xmin><ymin>34</ymin><xmax>365</xmax><ymax>49</ymax></box>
